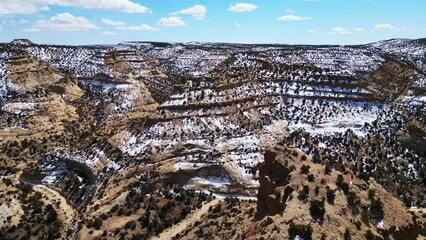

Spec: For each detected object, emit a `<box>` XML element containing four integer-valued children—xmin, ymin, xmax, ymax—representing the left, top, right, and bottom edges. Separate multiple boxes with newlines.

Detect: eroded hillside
<box><xmin>179</xmin><ymin>145</ymin><xmax>421</xmax><ymax>239</ymax></box>
<box><xmin>0</xmin><ymin>38</ymin><xmax>425</xmax><ymax>239</ymax></box>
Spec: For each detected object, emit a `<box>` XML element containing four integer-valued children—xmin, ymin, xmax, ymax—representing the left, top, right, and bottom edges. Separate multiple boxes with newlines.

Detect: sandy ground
<box><xmin>410</xmin><ymin>207</ymin><xmax>426</xmax><ymax>214</ymax></box>
<box><xmin>0</xmin><ymin>197</ymin><xmax>23</xmax><ymax>227</ymax></box>
<box><xmin>152</xmin><ymin>199</ymin><xmax>221</xmax><ymax>240</ymax></box>
<box><xmin>33</xmin><ymin>185</ymin><xmax>77</xmax><ymax>236</ymax></box>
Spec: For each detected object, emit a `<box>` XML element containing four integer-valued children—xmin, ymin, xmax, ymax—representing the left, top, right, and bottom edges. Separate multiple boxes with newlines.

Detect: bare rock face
<box><xmin>6</xmin><ymin>53</ymin><xmax>63</xmax><ymax>89</ymax></box>
<box><xmin>380</xmin><ymin>223</ymin><xmax>421</xmax><ymax>240</ymax></box>
<box><xmin>256</xmin><ymin>150</ymin><xmax>293</xmax><ymax>219</ymax></box>
<box><xmin>363</xmin><ymin>57</ymin><xmax>419</xmax><ymax>101</ymax></box>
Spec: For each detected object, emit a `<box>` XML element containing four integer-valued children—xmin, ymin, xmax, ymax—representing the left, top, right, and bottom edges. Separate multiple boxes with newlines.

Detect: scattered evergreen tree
<box><xmin>336</xmin><ymin>174</ymin><xmax>344</xmax><ymax>188</ymax></box>
<box><xmin>341</xmin><ymin>182</ymin><xmax>350</xmax><ymax>194</ymax></box>
<box><xmin>347</xmin><ymin>191</ymin><xmax>359</xmax><ymax>207</ymax></box>
<box><xmin>298</xmin><ymin>185</ymin><xmax>310</xmax><ymax>201</ymax></box>
<box><xmin>369</xmin><ymin>198</ymin><xmax>384</xmax><ymax>220</ymax></box>
<box><xmin>288</xmin><ymin>223</ymin><xmax>313</xmax><ymax>240</ymax></box>
<box><xmin>300</xmin><ymin>165</ymin><xmax>311</xmax><ymax>174</ymax></box>
<box><xmin>309</xmin><ymin>199</ymin><xmax>325</xmax><ymax>220</ymax></box>
<box><xmin>343</xmin><ymin>228</ymin><xmax>351</xmax><ymax>240</ymax></box>
<box><xmin>326</xmin><ymin>189</ymin><xmax>336</xmax><ymax>204</ymax></box>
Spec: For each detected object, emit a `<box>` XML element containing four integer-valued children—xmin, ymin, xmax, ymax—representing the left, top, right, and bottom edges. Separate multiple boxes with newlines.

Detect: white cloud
<box><xmin>374</xmin><ymin>24</ymin><xmax>395</xmax><ymax>30</ymax></box>
<box><xmin>354</xmin><ymin>27</ymin><xmax>365</xmax><ymax>32</ymax></box>
<box><xmin>228</xmin><ymin>3</ymin><xmax>258</xmax><ymax>12</ymax></box>
<box><xmin>330</xmin><ymin>27</ymin><xmax>352</xmax><ymax>34</ymax></box>
<box><xmin>0</xmin><ymin>0</ymin><xmax>151</xmax><ymax>15</ymax></box>
<box><xmin>0</xmin><ymin>2</ymin><xmax>41</xmax><ymax>15</ymax></box>
<box><xmin>158</xmin><ymin>17</ymin><xmax>186</xmax><ymax>27</ymax></box>
<box><xmin>34</xmin><ymin>13</ymin><xmax>100</xmax><ymax>31</ymax></box>
<box><xmin>308</xmin><ymin>30</ymin><xmax>320</xmax><ymax>35</ymax></box>
<box><xmin>40</xmin><ymin>5</ymin><xmax>50</xmax><ymax>11</ymax></box>
<box><xmin>117</xmin><ymin>24</ymin><xmax>158</xmax><ymax>31</ymax></box>
<box><xmin>171</xmin><ymin>5</ymin><xmax>207</xmax><ymax>20</ymax></box>
<box><xmin>22</xmin><ymin>28</ymin><xmax>41</xmax><ymax>32</ymax></box>
<box><xmin>102</xmin><ymin>19</ymin><xmax>125</xmax><ymax>26</ymax></box>
<box><xmin>277</xmin><ymin>15</ymin><xmax>311</xmax><ymax>21</ymax></box>
<box><xmin>234</xmin><ymin>22</ymin><xmax>241</xmax><ymax>28</ymax></box>
<box><xmin>375</xmin><ymin>24</ymin><xmax>406</xmax><ymax>31</ymax></box>
<box><xmin>102</xmin><ymin>31</ymin><xmax>117</xmax><ymax>35</ymax></box>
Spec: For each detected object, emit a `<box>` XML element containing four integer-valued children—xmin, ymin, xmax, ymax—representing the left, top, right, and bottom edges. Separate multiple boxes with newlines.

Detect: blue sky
<box><xmin>0</xmin><ymin>0</ymin><xmax>424</xmax><ymax>45</ymax></box>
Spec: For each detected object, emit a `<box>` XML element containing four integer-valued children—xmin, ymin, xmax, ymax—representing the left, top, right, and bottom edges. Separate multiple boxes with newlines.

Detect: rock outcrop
<box><xmin>256</xmin><ymin>150</ymin><xmax>293</xmax><ymax>219</ymax></box>
<box><xmin>253</xmin><ymin>146</ymin><xmax>421</xmax><ymax>239</ymax></box>
<box><xmin>380</xmin><ymin>223</ymin><xmax>421</xmax><ymax>240</ymax></box>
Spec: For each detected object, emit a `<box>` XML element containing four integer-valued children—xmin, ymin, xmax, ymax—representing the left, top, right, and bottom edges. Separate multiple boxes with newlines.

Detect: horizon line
<box><xmin>3</xmin><ymin>37</ymin><xmax>424</xmax><ymax>48</ymax></box>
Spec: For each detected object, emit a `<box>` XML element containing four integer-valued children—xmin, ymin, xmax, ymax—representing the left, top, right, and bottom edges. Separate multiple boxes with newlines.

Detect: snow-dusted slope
<box><xmin>25</xmin><ymin>45</ymin><xmax>112</xmax><ymax>77</ymax></box>
<box><xmin>0</xmin><ymin>48</ymin><xmax>19</xmax><ymax>99</ymax></box>
<box><xmin>0</xmin><ymin>39</ymin><xmax>424</xmax><ymax>200</ymax></box>
<box><xmin>369</xmin><ymin>38</ymin><xmax>426</xmax><ymax>72</ymax></box>
<box><xmin>115</xmin><ymin>41</ymin><xmax>424</xmax><ymax>195</ymax></box>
